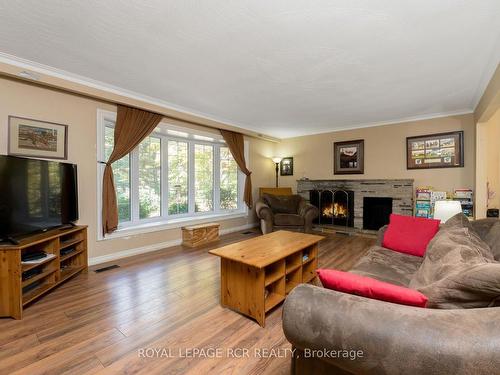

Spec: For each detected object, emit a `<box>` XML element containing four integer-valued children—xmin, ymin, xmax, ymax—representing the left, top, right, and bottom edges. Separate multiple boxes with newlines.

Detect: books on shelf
<box><xmin>453</xmin><ymin>188</ymin><xmax>474</xmax><ymax>218</ymax></box>
<box><xmin>415</xmin><ymin>187</ymin><xmax>474</xmax><ymax>219</ymax></box>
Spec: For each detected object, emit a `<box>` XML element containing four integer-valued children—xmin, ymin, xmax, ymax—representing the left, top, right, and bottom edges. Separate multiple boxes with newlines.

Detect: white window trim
<box><xmin>96</xmin><ymin>109</ymin><xmax>248</xmax><ymax>241</ymax></box>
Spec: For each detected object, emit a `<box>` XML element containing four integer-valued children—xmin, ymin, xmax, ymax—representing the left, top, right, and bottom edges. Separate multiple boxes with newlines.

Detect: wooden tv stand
<box><xmin>0</xmin><ymin>225</ymin><xmax>88</xmax><ymax>319</ymax></box>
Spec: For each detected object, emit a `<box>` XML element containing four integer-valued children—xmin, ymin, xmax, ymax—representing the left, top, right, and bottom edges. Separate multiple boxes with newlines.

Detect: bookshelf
<box><xmin>415</xmin><ymin>187</ymin><xmax>474</xmax><ymax>219</ymax></box>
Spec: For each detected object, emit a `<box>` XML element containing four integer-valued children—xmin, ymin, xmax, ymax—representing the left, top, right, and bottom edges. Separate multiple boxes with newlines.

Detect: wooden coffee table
<box><xmin>209</xmin><ymin>230</ymin><xmax>323</xmax><ymax>327</ymax></box>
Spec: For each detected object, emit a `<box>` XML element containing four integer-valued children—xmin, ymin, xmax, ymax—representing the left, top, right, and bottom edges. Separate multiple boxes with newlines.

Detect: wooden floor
<box><xmin>0</xmin><ymin>229</ymin><xmax>374</xmax><ymax>375</ymax></box>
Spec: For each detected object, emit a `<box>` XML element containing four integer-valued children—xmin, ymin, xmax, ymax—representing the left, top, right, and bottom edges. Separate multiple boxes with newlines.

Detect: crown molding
<box><xmin>280</xmin><ymin>109</ymin><xmax>474</xmax><ymax>139</ymax></box>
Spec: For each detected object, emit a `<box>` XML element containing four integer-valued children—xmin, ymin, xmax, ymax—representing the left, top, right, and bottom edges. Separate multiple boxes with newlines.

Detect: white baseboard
<box><xmin>88</xmin><ymin>222</ymin><xmax>258</xmax><ymax>266</ymax></box>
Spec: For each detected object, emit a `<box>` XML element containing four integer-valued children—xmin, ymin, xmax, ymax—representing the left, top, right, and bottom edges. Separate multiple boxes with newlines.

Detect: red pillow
<box><xmin>382</xmin><ymin>213</ymin><xmax>440</xmax><ymax>257</ymax></box>
<box><xmin>317</xmin><ymin>269</ymin><xmax>428</xmax><ymax>308</ymax></box>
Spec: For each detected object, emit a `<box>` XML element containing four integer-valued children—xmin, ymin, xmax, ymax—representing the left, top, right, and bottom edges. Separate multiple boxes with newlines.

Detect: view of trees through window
<box><xmin>103</xmin><ymin>123</ymin><xmax>242</xmax><ymax>227</ymax></box>
<box><xmin>194</xmin><ymin>144</ymin><xmax>214</xmax><ymax>212</ymax></box>
<box><xmin>139</xmin><ymin>137</ymin><xmax>161</xmax><ymax>219</ymax></box>
<box><xmin>104</xmin><ymin>126</ymin><xmax>131</xmax><ymax>222</ymax></box>
<box><xmin>220</xmin><ymin>147</ymin><xmax>238</xmax><ymax>210</ymax></box>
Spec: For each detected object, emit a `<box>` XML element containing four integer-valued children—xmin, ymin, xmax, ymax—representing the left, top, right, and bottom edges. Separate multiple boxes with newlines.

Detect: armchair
<box><xmin>255</xmin><ymin>193</ymin><xmax>319</xmax><ymax>234</ymax></box>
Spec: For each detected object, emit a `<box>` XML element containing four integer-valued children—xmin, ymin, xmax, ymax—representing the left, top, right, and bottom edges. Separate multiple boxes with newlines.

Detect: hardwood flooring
<box><xmin>0</xmin><ymin>229</ymin><xmax>374</xmax><ymax>375</ymax></box>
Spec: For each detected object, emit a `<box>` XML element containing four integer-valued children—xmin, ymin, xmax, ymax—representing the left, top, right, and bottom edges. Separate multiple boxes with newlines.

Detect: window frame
<box><xmin>96</xmin><ymin>109</ymin><xmax>248</xmax><ymax>240</ymax></box>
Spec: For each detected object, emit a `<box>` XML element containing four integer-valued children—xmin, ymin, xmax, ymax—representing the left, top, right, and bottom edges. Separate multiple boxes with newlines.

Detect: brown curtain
<box><xmin>102</xmin><ymin>105</ymin><xmax>163</xmax><ymax>234</ymax></box>
<box><xmin>220</xmin><ymin>129</ymin><xmax>253</xmax><ymax>208</ymax></box>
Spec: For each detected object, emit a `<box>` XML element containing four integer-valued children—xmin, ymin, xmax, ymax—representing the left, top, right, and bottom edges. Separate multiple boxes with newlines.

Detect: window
<box><xmin>220</xmin><ymin>146</ymin><xmax>238</xmax><ymax>210</ymax></box>
<box><xmin>194</xmin><ymin>144</ymin><xmax>214</xmax><ymax>212</ymax></box>
<box><xmin>104</xmin><ymin>124</ymin><xmax>131</xmax><ymax>222</ymax></box>
<box><xmin>98</xmin><ymin>110</ymin><xmax>247</xmax><ymax>234</ymax></box>
<box><xmin>138</xmin><ymin>136</ymin><xmax>161</xmax><ymax>219</ymax></box>
<box><xmin>167</xmin><ymin>140</ymin><xmax>188</xmax><ymax>215</ymax></box>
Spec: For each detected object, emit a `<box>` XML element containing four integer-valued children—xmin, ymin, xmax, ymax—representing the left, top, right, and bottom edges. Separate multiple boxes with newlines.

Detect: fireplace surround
<box><xmin>297</xmin><ymin>179</ymin><xmax>413</xmax><ymax>230</ymax></box>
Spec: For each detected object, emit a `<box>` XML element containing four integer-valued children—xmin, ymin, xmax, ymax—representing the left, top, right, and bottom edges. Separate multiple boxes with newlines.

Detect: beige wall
<box><xmin>275</xmin><ymin>114</ymin><xmax>476</xmax><ymax>194</ymax></box>
<box><xmin>0</xmin><ymin>77</ymin><xmax>275</xmax><ymax>260</ymax></box>
<box><xmin>475</xmin><ymin>63</ymin><xmax>500</xmax><ymax>123</ymax></box>
<box><xmin>476</xmin><ymin>108</ymin><xmax>500</xmax><ymax>218</ymax></box>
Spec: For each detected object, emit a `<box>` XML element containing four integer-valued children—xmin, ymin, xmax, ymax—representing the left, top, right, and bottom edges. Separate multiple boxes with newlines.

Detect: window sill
<box><xmin>98</xmin><ymin>211</ymin><xmax>249</xmax><ymax>241</ymax></box>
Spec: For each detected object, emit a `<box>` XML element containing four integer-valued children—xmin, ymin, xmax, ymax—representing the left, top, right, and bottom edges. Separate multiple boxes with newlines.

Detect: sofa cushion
<box><xmin>262</xmin><ymin>194</ymin><xmax>302</xmax><ymax>214</ymax></box>
<box><xmin>410</xmin><ymin>226</ymin><xmax>500</xmax><ymax>308</ymax></box>
<box><xmin>471</xmin><ymin>219</ymin><xmax>500</xmax><ymax>261</ymax></box>
<box><xmin>350</xmin><ymin>246</ymin><xmax>423</xmax><ymax>287</ymax></box>
<box><xmin>317</xmin><ymin>269</ymin><xmax>428</xmax><ymax>307</ymax></box>
<box><xmin>382</xmin><ymin>214</ymin><xmax>440</xmax><ymax>257</ymax></box>
<box><xmin>442</xmin><ymin>212</ymin><xmax>473</xmax><ymax>230</ymax></box>
<box><xmin>274</xmin><ymin>213</ymin><xmax>304</xmax><ymax>226</ymax></box>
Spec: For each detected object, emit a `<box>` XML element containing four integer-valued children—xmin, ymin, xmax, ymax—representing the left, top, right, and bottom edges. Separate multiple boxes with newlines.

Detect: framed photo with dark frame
<box><xmin>8</xmin><ymin>116</ymin><xmax>68</xmax><ymax>160</ymax></box>
<box><xmin>334</xmin><ymin>139</ymin><xmax>364</xmax><ymax>174</ymax></box>
<box><xmin>406</xmin><ymin>131</ymin><xmax>463</xmax><ymax>170</ymax></box>
<box><xmin>280</xmin><ymin>157</ymin><xmax>293</xmax><ymax>176</ymax></box>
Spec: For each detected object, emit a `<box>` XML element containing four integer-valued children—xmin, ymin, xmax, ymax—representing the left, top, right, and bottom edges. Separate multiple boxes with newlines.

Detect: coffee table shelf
<box><xmin>210</xmin><ymin>230</ymin><xmax>323</xmax><ymax>327</ymax></box>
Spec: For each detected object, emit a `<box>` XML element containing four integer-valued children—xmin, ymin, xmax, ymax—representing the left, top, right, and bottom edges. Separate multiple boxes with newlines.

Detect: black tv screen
<box><xmin>0</xmin><ymin>155</ymin><xmax>78</xmax><ymax>240</ymax></box>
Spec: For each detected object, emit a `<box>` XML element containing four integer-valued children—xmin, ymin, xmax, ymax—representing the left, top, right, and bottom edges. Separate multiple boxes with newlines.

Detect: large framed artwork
<box><xmin>280</xmin><ymin>157</ymin><xmax>293</xmax><ymax>176</ymax></box>
<box><xmin>8</xmin><ymin>116</ymin><xmax>68</xmax><ymax>160</ymax></box>
<box><xmin>334</xmin><ymin>139</ymin><xmax>364</xmax><ymax>174</ymax></box>
<box><xmin>406</xmin><ymin>131</ymin><xmax>463</xmax><ymax>169</ymax></box>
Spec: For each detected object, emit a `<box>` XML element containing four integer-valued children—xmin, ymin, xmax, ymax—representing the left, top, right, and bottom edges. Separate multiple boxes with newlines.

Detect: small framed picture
<box><xmin>406</xmin><ymin>131</ymin><xmax>463</xmax><ymax>169</ymax></box>
<box><xmin>280</xmin><ymin>157</ymin><xmax>293</xmax><ymax>176</ymax></box>
<box><xmin>334</xmin><ymin>139</ymin><xmax>364</xmax><ymax>174</ymax></box>
<box><xmin>8</xmin><ymin>116</ymin><xmax>68</xmax><ymax>160</ymax></box>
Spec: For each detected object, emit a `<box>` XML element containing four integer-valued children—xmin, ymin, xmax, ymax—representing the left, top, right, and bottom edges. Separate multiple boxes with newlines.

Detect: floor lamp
<box><xmin>272</xmin><ymin>157</ymin><xmax>282</xmax><ymax>187</ymax></box>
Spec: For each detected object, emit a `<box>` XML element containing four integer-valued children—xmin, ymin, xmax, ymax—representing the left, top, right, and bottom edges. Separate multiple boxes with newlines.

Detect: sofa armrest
<box><xmin>298</xmin><ymin>200</ymin><xmax>318</xmax><ymax>217</ymax></box>
<box><xmin>376</xmin><ymin>224</ymin><xmax>388</xmax><ymax>246</ymax></box>
<box><xmin>283</xmin><ymin>284</ymin><xmax>500</xmax><ymax>375</ymax></box>
<box><xmin>255</xmin><ymin>199</ymin><xmax>273</xmax><ymax>220</ymax></box>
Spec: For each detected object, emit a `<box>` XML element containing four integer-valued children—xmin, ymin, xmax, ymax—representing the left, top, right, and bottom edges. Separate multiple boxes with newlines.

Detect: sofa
<box><xmin>255</xmin><ymin>193</ymin><xmax>319</xmax><ymax>234</ymax></box>
<box><xmin>282</xmin><ymin>217</ymin><xmax>500</xmax><ymax>375</ymax></box>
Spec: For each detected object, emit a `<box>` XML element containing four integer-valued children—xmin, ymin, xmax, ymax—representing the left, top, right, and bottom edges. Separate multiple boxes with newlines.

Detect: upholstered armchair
<box><xmin>255</xmin><ymin>194</ymin><xmax>319</xmax><ymax>234</ymax></box>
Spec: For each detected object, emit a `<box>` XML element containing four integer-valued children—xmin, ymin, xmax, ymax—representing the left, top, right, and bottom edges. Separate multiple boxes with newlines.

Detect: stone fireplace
<box><xmin>297</xmin><ymin>179</ymin><xmax>413</xmax><ymax>231</ymax></box>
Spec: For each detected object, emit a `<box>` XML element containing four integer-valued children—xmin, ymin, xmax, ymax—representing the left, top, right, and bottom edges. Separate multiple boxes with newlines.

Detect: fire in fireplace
<box><xmin>310</xmin><ymin>189</ymin><xmax>354</xmax><ymax>227</ymax></box>
<box><xmin>322</xmin><ymin>202</ymin><xmax>348</xmax><ymax>218</ymax></box>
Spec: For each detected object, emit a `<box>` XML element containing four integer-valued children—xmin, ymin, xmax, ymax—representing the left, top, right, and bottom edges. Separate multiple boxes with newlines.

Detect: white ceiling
<box><xmin>0</xmin><ymin>1</ymin><xmax>499</xmax><ymax>138</ymax></box>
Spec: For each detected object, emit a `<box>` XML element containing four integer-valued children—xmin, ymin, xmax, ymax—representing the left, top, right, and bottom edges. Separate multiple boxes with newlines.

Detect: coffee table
<box><xmin>209</xmin><ymin>230</ymin><xmax>323</xmax><ymax>327</ymax></box>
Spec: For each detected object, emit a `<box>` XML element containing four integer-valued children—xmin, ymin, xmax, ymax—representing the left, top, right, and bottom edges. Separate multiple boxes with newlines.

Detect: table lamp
<box><xmin>433</xmin><ymin>200</ymin><xmax>463</xmax><ymax>223</ymax></box>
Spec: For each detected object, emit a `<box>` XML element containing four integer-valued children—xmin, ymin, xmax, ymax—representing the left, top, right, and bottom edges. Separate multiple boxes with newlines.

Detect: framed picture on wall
<box><xmin>334</xmin><ymin>139</ymin><xmax>364</xmax><ymax>174</ymax></box>
<box><xmin>280</xmin><ymin>157</ymin><xmax>293</xmax><ymax>176</ymax></box>
<box><xmin>406</xmin><ymin>131</ymin><xmax>463</xmax><ymax>169</ymax></box>
<box><xmin>8</xmin><ymin>116</ymin><xmax>68</xmax><ymax>160</ymax></box>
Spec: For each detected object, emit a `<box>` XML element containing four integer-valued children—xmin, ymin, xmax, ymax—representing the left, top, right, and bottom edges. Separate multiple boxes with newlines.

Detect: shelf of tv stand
<box><xmin>22</xmin><ymin>267</ymin><xmax>58</xmax><ymax>289</ymax></box>
<box><xmin>22</xmin><ymin>282</ymin><xmax>57</xmax><ymax>306</ymax></box>
<box><xmin>60</xmin><ymin>265</ymin><xmax>85</xmax><ymax>282</ymax></box>
<box><xmin>60</xmin><ymin>248</ymin><xmax>85</xmax><ymax>263</ymax></box>
<box><xmin>0</xmin><ymin>225</ymin><xmax>88</xmax><ymax>319</ymax></box>
<box><xmin>22</xmin><ymin>254</ymin><xmax>57</xmax><ymax>272</ymax></box>
<box><xmin>60</xmin><ymin>238</ymin><xmax>84</xmax><ymax>250</ymax></box>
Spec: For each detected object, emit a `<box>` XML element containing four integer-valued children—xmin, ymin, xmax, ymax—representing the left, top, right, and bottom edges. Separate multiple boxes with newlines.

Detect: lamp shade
<box><xmin>433</xmin><ymin>200</ymin><xmax>463</xmax><ymax>223</ymax></box>
<box><xmin>272</xmin><ymin>157</ymin><xmax>282</xmax><ymax>164</ymax></box>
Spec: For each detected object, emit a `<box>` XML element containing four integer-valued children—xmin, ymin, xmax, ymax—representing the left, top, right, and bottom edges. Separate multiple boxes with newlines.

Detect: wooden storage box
<box><xmin>182</xmin><ymin>222</ymin><xmax>220</xmax><ymax>248</ymax></box>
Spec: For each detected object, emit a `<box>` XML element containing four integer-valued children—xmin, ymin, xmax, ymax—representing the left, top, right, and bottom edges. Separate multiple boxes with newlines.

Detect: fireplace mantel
<box><xmin>297</xmin><ymin>179</ymin><xmax>414</xmax><ymax>230</ymax></box>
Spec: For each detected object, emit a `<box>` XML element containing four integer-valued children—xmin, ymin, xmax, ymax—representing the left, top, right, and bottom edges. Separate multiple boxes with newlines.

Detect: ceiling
<box><xmin>0</xmin><ymin>1</ymin><xmax>499</xmax><ymax>138</ymax></box>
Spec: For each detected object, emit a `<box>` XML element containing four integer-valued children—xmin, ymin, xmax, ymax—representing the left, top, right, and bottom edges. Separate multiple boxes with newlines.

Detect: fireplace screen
<box><xmin>310</xmin><ymin>189</ymin><xmax>354</xmax><ymax>227</ymax></box>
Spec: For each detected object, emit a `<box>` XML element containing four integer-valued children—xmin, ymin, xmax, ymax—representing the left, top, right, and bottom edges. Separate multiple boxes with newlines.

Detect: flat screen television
<box><xmin>0</xmin><ymin>155</ymin><xmax>78</xmax><ymax>242</ymax></box>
